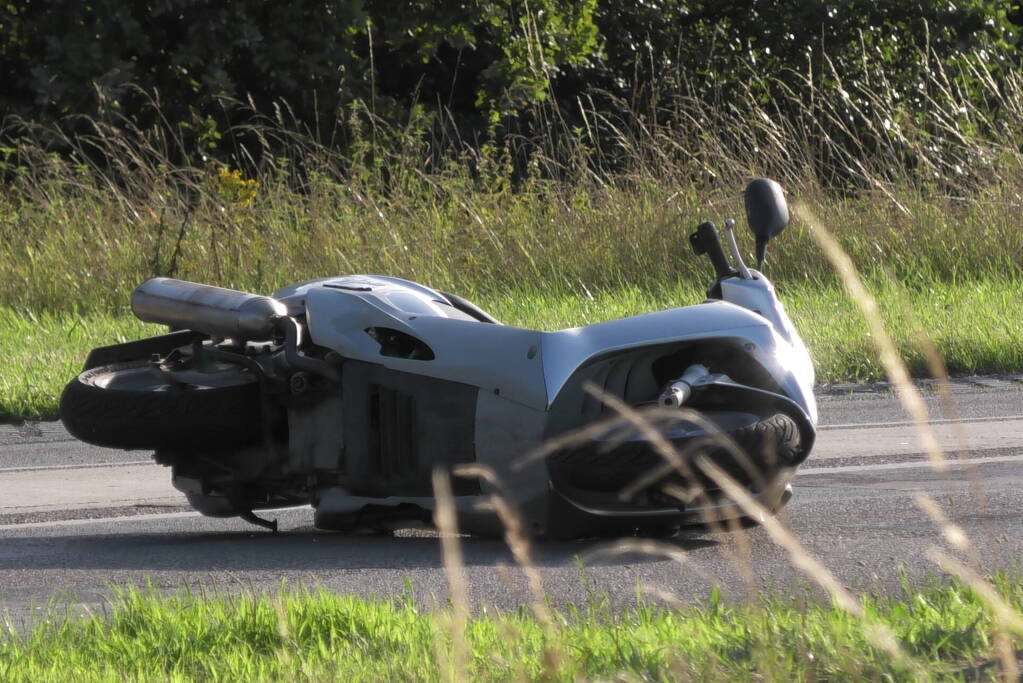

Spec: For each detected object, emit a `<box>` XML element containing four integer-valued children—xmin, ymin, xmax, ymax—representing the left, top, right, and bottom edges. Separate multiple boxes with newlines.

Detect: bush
<box><xmin>0</xmin><ymin>1</ymin><xmax>597</xmax><ymax>133</ymax></box>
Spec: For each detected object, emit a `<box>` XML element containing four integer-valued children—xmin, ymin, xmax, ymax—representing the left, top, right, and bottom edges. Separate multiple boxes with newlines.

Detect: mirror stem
<box><xmin>755</xmin><ymin>236</ymin><xmax>768</xmax><ymax>269</ymax></box>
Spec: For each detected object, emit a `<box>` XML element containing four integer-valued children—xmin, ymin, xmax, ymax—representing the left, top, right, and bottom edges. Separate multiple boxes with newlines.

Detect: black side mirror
<box><xmin>744</xmin><ymin>178</ymin><xmax>789</xmax><ymax>267</ymax></box>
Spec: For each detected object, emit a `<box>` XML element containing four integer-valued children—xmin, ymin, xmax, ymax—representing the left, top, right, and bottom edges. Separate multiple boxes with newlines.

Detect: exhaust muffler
<box><xmin>132</xmin><ymin>278</ymin><xmax>287</xmax><ymax>341</ymax></box>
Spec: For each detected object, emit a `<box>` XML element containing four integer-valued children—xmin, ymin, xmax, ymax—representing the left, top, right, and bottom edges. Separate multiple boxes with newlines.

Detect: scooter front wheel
<box><xmin>547</xmin><ymin>410</ymin><xmax>802</xmax><ymax>494</ymax></box>
<box><xmin>60</xmin><ymin>360</ymin><xmax>261</xmax><ymax>450</ymax></box>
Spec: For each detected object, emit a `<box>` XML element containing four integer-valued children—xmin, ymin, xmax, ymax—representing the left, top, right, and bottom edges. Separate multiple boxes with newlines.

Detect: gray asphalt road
<box><xmin>2</xmin><ymin>377</ymin><xmax>1022</xmax><ymax>627</ymax></box>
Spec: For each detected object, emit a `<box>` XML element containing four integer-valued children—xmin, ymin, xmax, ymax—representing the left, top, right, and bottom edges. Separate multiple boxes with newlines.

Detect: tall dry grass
<box><xmin>1</xmin><ymin>45</ymin><xmax>1021</xmax><ymax>315</ymax></box>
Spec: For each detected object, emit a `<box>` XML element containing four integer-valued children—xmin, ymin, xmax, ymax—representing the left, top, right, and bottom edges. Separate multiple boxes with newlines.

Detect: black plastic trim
<box><xmin>83</xmin><ymin>330</ymin><xmax>205</xmax><ymax>370</ymax></box>
<box><xmin>440</xmin><ymin>291</ymin><xmax>501</xmax><ymax>324</ymax></box>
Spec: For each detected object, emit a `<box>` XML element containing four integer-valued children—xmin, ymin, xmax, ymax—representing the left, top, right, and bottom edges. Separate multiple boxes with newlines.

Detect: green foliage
<box><xmin>0</xmin><ymin>0</ymin><xmax>600</xmax><ymax>138</ymax></box>
<box><xmin>588</xmin><ymin>0</ymin><xmax>1015</xmax><ymax>97</ymax></box>
<box><xmin>1</xmin><ymin>1</ymin><xmax>1018</xmax><ymax>169</ymax></box>
<box><xmin>560</xmin><ymin>1</ymin><xmax>1021</xmax><ymax>189</ymax></box>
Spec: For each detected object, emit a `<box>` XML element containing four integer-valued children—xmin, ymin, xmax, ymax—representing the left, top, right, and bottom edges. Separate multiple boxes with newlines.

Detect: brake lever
<box><xmin>723</xmin><ymin>218</ymin><xmax>753</xmax><ymax>279</ymax></box>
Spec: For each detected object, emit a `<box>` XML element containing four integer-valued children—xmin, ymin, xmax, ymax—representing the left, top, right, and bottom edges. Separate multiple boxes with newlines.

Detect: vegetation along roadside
<box><xmin>2</xmin><ymin>577</ymin><xmax>1022</xmax><ymax>682</ymax></box>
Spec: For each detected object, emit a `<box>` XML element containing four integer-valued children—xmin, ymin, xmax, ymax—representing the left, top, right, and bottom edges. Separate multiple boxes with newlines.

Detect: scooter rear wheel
<box><xmin>60</xmin><ymin>360</ymin><xmax>261</xmax><ymax>450</ymax></box>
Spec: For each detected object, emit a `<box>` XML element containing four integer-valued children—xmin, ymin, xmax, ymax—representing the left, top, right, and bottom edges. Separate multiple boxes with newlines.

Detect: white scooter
<box><xmin>60</xmin><ymin>178</ymin><xmax>816</xmax><ymax>538</ymax></box>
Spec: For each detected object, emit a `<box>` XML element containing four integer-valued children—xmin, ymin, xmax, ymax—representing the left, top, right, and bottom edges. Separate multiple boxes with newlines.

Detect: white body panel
<box><xmin>279</xmin><ymin>273</ymin><xmax>817</xmax><ymax>424</ymax></box>
<box><xmin>277</xmin><ymin>276</ymin><xmax>547</xmax><ymax>409</ymax></box>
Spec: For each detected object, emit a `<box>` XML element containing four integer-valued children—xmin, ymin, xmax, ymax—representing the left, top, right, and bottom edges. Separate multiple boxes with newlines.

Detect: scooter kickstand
<box><xmin>239</xmin><ymin>509</ymin><xmax>279</xmax><ymax>533</ymax></box>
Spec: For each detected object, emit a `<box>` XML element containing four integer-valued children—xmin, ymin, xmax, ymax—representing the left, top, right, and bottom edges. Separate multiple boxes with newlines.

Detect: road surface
<box><xmin>1</xmin><ymin>376</ymin><xmax>1022</xmax><ymax>626</ymax></box>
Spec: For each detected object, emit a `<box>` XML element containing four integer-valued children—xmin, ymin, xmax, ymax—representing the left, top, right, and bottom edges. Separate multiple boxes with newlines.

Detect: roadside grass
<box><xmin>484</xmin><ymin>278</ymin><xmax>1023</xmax><ymax>382</ymax></box>
<box><xmin>2</xmin><ymin>47</ymin><xmax>1022</xmax><ymax>317</ymax></box>
<box><xmin>0</xmin><ymin>309</ymin><xmax>157</xmax><ymax>421</ymax></box>
<box><xmin>3</xmin><ymin>278</ymin><xmax>1020</xmax><ymax>421</ymax></box>
<box><xmin>2</xmin><ymin>165</ymin><xmax>1021</xmax><ymax>316</ymax></box>
<box><xmin>0</xmin><ymin>576</ymin><xmax>1018</xmax><ymax>681</ymax></box>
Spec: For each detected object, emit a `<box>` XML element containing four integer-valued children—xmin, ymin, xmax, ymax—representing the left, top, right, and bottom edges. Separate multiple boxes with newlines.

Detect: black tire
<box><xmin>548</xmin><ymin>411</ymin><xmax>802</xmax><ymax>493</ymax></box>
<box><xmin>60</xmin><ymin>361</ymin><xmax>262</xmax><ymax>450</ymax></box>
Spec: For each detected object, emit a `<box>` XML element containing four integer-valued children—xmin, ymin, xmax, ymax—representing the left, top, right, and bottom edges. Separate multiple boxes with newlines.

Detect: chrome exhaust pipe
<box><xmin>132</xmin><ymin>278</ymin><xmax>287</xmax><ymax>341</ymax></box>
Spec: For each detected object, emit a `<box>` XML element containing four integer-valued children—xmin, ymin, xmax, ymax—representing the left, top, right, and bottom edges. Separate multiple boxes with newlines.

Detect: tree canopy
<box><xmin>1</xmin><ymin>1</ymin><xmax>1019</xmax><ymax>154</ymax></box>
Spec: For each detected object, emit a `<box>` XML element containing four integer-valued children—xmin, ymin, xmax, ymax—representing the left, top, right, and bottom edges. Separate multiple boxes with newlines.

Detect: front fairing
<box><xmin>540</xmin><ymin>293</ymin><xmax>817</xmax><ymax>424</ymax></box>
<box><xmin>719</xmin><ymin>272</ymin><xmax>815</xmax><ymax>422</ymax></box>
<box><xmin>296</xmin><ymin>273</ymin><xmax>816</xmax><ymax>535</ymax></box>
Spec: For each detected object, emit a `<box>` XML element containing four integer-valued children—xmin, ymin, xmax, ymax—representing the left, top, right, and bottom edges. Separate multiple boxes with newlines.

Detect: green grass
<box><xmin>1</xmin><ymin>577</ymin><xmax>1019</xmax><ymax>681</ymax></box>
<box><xmin>0</xmin><ymin>309</ymin><xmax>159</xmax><ymax>420</ymax></box>
<box><xmin>483</xmin><ymin>278</ymin><xmax>1023</xmax><ymax>382</ymax></box>
<box><xmin>3</xmin><ymin>278</ymin><xmax>1020</xmax><ymax>421</ymax></box>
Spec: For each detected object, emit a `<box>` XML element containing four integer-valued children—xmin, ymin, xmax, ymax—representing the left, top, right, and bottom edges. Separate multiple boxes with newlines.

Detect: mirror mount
<box><xmin>743</xmin><ymin>178</ymin><xmax>789</xmax><ymax>268</ymax></box>
<box><xmin>755</xmin><ymin>236</ymin><xmax>769</xmax><ymax>270</ymax></box>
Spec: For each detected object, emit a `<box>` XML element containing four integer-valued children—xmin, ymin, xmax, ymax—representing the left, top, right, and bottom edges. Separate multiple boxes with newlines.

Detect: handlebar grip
<box><xmin>689</xmin><ymin>221</ymin><xmax>734</xmax><ymax>279</ymax></box>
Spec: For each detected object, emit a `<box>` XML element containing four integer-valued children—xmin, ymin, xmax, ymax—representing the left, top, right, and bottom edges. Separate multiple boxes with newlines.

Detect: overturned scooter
<box><xmin>60</xmin><ymin>178</ymin><xmax>816</xmax><ymax>538</ymax></box>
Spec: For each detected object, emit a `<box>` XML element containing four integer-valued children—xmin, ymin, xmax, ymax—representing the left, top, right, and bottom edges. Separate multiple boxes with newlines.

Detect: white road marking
<box><xmin>798</xmin><ymin>453</ymin><xmax>1023</xmax><ymax>476</ymax></box>
<box><xmin>0</xmin><ymin>460</ymin><xmax>151</xmax><ymax>473</ymax></box>
<box><xmin>813</xmin><ymin>418</ymin><xmax>1023</xmax><ymax>459</ymax></box>
<box><xmin>0</xmin><ymin>510</ymin><xmax>201</xmax><ymax>531</ymax></box>
<box><xmin>820</xmin><ymin>415</ymin><xmax>1023</xmax><ymax>430</ymax></box>
<box><xmin>0</xmin><ymin>463</ymin><xmax>185</xmax><ymax>513</ymax></box>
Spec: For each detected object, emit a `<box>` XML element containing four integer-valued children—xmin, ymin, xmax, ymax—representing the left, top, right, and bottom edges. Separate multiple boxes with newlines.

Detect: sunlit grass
<box><xmin>1</xmin><ymin>577</ymin><xmax>1019</xmax><ymax>681</ymax></box>
<box><xmin>0</xmin><ymin>309</ymin><xmax>159</xmax><ymax>420</ymax></box>
<box><xmin>3</xmin><ymin>278</ymin><xmax>1019</xmax><ymax>420</ymax></box>
<box><xmin>483</xmin><ymin>278</ymin><xmax>1023</xmax><ymax>384</ymax></box>
<box><xmin>2</xmin><ymin>171</ymin><xmax>1021</xmax><ymax>315</ymax></box>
